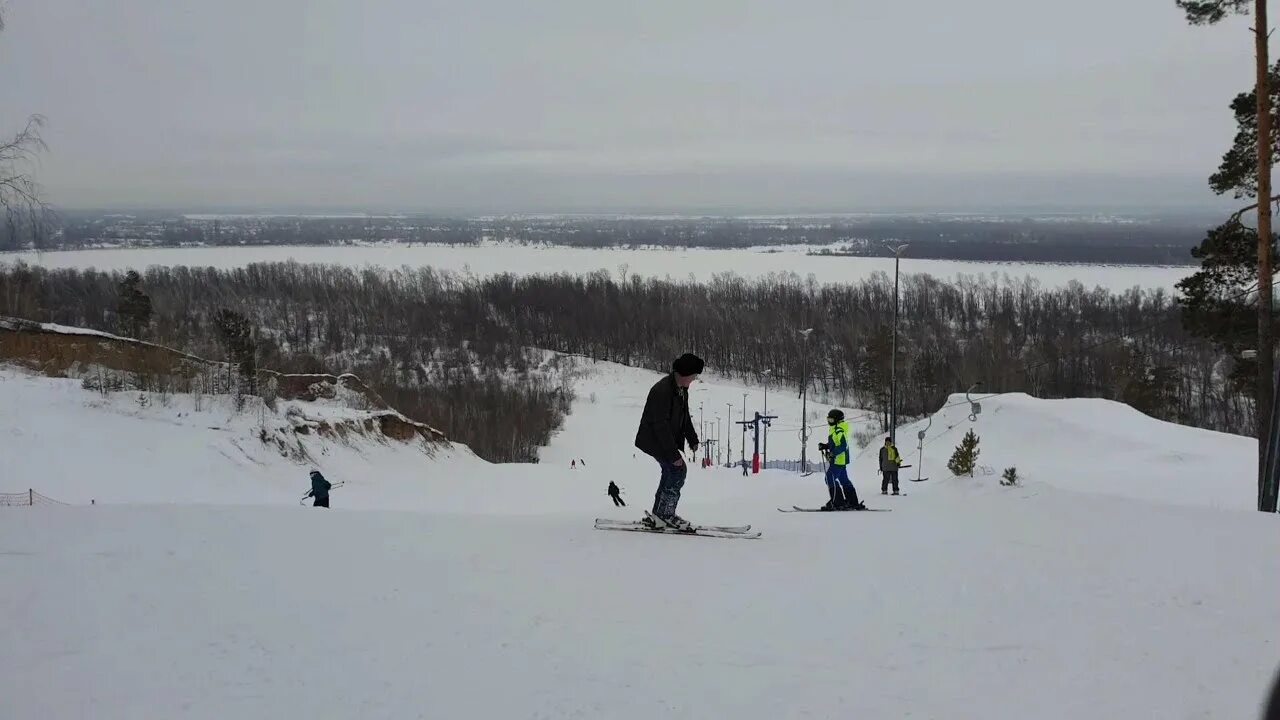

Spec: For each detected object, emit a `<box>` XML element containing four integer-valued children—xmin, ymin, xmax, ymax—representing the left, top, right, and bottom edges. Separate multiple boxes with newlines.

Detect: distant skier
<box><xmin>571</xmin><ymin>459</ymin><xmax>577</xmax><ymax>470</ymax></box>
<box><xmin>818</xmin><ymin>409</ymin><xmax>864</xmax><ymax>510</ymax></box>
<box><xmin>634</xmin><ymin>352</ymin><xmax>702</xmax><ymax>530</ymax></box>
<box><xmin>879</xmin><ymin>437</ymin><xmax>902</xmax><ymax>495</ymax></box>
<box><xmin>304</xmin><ymin>469</ymin><xmax>332</xmax><ymax>508</ymax></box>
<box><xmin>579</xmin><ymin>459</ymin><xmax>587</xmax><ymax>468</ymax></box>
<box><xmin>607</xmin><ymin>481</ymin><xmax>625</xmax><ymax>507</ymax></box>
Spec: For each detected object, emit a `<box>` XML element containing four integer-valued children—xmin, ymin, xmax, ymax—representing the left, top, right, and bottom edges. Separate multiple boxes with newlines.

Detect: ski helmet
<box><xmin>827</xmin><ymin>408</ymin><xmax>844</xmax><ymax>423</ymax></box>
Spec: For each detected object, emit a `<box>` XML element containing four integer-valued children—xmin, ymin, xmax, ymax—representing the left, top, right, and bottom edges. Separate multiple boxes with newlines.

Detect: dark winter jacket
<box><xmin>607</xmin><ymin>481</ymin><xmax>621</xmax><ymax>497</ymax></box>
<box><xmin>310</xmin><ymin>471</ymin><xmax>332</xmax><ymax>499</ymax></box>
<box><xmin>879</xmin><ymin>445</ymin><xmax>903</xmax><ymax>472</ymax></box>
<box><xmin>634</xmin><ymin>373</ymin><xmax>699</xmax><ymax>463</ymax></box>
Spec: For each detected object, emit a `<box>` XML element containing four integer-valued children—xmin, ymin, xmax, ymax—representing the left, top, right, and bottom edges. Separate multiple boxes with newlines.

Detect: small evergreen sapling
<box><xmin>947</xmin><ymin>429</ymin><xmax>980</xmax><ymax>477</ymax></box>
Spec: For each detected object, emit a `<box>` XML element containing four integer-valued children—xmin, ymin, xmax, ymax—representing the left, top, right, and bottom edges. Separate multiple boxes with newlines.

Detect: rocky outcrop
<box><xmin>0</xmin><ymin>316</ymin><xmax>213</xmax><ymax>379</ymax></box>
<box><xmin>1</xmin><ymin>315</ymin><xmax>449</xmax><ymax>449</ymax></box>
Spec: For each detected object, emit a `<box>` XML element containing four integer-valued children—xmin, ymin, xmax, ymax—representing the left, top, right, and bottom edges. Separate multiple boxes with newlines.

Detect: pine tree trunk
<box><xmin>1255</xmin><ymin>0</ymin><xmax>1276</xmax><ymax>513</ymax></box>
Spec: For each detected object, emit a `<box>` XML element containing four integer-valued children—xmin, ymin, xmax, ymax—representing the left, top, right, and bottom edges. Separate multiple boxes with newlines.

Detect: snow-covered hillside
<box><xmin>544</xmin><ymin>360</ymin><xmax>1259</xmax><ymax>512</ymax></box>
<box><xmin>0</xmin><ymin>368</ymin><xmax>484</xmax><ymax>508</ymax></box>
<box><xmin>1</xmin><ymin>358</ymin><xmax>1276</xmax><ymax>719</ymax></box>
<box><xmin>871</xmin><ymin>392</ymin><xmax>1257</xmax><ymax>511</ymax></box>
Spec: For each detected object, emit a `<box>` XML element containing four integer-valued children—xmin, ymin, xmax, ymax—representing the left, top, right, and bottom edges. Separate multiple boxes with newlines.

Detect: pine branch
<box><xmin>1228</xmin><ymin>195</ymin><xmax>1280</xmax><ymax>227</ymax></box>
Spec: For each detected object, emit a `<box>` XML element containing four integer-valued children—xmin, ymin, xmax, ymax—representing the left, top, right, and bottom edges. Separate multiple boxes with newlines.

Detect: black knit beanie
<box><xmin>672</xmin><ymin>353</ymin><xmax>705</xmax><ymax>377</ymax></box>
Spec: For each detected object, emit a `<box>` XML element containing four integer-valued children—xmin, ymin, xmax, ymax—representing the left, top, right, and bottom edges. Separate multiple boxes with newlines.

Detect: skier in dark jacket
<box><xmin>879</xmin><ymin>437</ymin><xmax>903</xmax><ymax>495</ymax></box>
<box><xmin>304</xmin><ymin>469</ymin><xmax>332</xmax><ymax>508</ymax></box>
<box><xmin>607</xmin><ymin>481</ymin><xmax>625</xmax><ymax>507</ymax></box>
<box><xmin>634</xmin><ymin>353</ymin><xmax>703</xmax><ymax>529</ymax></box>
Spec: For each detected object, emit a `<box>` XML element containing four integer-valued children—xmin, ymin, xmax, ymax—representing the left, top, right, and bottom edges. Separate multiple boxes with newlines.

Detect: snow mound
<box><xmin>862</xmin><ymin>392</ymin><xmax>1256</xmax><ymax>510</ymax></box>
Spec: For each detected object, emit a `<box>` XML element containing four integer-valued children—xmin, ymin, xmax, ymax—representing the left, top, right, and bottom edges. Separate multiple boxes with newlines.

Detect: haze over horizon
<box><xmin>0</xmin><ymin>0</ymin><xmax>1257</xmax><ymax>214</ymax></box>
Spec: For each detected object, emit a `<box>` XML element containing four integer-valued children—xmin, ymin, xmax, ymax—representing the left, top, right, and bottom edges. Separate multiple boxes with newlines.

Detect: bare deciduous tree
<box><xmin>0</xmin><ymin>10</ymin><xmax>50</xmax><ymax>251</ymax></box>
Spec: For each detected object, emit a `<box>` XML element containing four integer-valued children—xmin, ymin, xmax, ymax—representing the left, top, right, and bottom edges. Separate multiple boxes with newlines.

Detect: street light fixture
<box><xmin>762</xmin><ymin>369</ymin><xmax>773</xmax><ymax>468</ymax></box>
<box><xmin>699</xmin><ymin>401</ymin><xmax>704</xmax><ymax>466</ymax></box>
<box><xmin>715</xmin><ymin>415</ymin><xmax>722</xmax><ymax>465</ymax></box>
<box><xmin>890</xmin><ymin>244</ymin><xmax>910</xmax><ymax>444</ymax></box>
<box><xmin>726</xmin><ymin>402</ymin><xmax>733</xmax><ymax>466</ymax></box>
<box><xmin>798</xmin><ymin>328</ymin><xmax>815</xmax><ymax>472</ymax></box>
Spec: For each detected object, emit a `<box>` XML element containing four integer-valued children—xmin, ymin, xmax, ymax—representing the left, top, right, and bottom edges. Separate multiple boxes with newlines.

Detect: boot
<box><xmin>648</xmin><ymin>511</ymin><xmax>692</xmax><ymax>530</ymax></box>
<box><xmin>665</xmin><ymin>514</ymin><xmax>693</xmax><ymax>531</ymax></box>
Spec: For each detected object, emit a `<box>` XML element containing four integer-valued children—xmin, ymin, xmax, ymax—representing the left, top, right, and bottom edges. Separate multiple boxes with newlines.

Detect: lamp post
<box><xmin>741</xmin><ymin>392</ymin><xmax>748</xmax><ymax>468</ymax></box>
<box><xmin>716</xmin><ymin>416</ymin><xmax>722</xmax><ymax>465</ymax></box>
<box><xmin>701</xmin><ymin>397</ymin><xmax>711</xmax><ymax>466</ymax></box>
<box><xmin>762</xmin><ymin>369</ymin><xmax>772</xmax><ymax>468</ymax></box>
<box><xmin>799</xmin><ymin>328</ymin><xmax>814</xmax><ymax>472</ymax></box>
<box><xmin>726</xmin><ymin>402</ymin><xmax>733</xmax><ymax>466</ymax></box>
<box><xmin>890</xmin><ymin>243</ymin><xmax>910</xmax><ymax>444</ymax></box>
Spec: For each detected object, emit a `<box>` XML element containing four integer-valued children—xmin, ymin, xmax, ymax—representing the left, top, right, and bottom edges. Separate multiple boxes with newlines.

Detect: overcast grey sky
<box><xmin>0</xmin><ymin>0</ymin><xmax>1261</xmax><ymax>213</ymax></box>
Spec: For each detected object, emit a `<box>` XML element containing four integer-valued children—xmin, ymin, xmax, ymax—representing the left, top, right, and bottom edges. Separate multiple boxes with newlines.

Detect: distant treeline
<box><xmin>810</xmin><ymin>239</ymin><xmax>1194</xmax><ymax>265</ymax></box>
<box><xmin>0</xmin><ymin>261</ymin><xmax>1250</xmax><ymax>454</ymax></box>
<box><xmin>13</xmin><ymin>214</ymin><xmax>1208</xmax><ymax>266</ymax></box>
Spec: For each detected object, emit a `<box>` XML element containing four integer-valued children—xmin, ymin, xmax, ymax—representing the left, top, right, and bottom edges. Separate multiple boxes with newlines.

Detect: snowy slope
<box><xmin>1</xmin><ymin>358</ymin><xmax>1260</xmax><ymax>512</ymax></box>
<box><xmin>540</xmin><ymin>359</ymin><xmax>1259</xmax><ymax>511</ymax></box>
<box><xmin>2</xmin><ymin>493</ymin><xmax>1277</xmax><ymax>719</ymax></box>
<box><xmin>2</xmin><ymin>359</ymin><xmax>1277</xmax><ymax>719</ymax></box>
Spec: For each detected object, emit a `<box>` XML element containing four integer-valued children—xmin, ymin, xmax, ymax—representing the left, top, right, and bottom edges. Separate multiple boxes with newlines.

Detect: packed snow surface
<box><xmin>0</xmin><ymin>361</ymin><xmax>1275</xmax><ymax>719</ymax></box>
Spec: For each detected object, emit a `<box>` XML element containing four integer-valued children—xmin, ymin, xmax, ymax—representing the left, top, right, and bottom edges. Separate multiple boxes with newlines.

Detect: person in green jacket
<box><xmin>817</xmin><ymin>409</ymin><xmax>864</xmax><ymax>510</ymax></box>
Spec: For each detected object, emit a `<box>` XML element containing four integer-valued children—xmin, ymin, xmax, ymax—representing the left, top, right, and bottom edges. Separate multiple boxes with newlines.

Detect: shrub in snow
<box><xmin>947</xmin><ymin>429</ymin><xmax>980</xmax><ymax>477</ymax></box>
<box><xmin>853</xmin><ymin>426</ymin><xmax>878</xmax><ymax>449</ymax></box>
<box><xmin>1001</xmin><ymin>467</ymin><xmax>1019</xmax><ymax>486</ymax></box>
<box><xmin>261</xmin><ymin>376</ymin><xmax>279</xmax><ymax>412</ymax></box>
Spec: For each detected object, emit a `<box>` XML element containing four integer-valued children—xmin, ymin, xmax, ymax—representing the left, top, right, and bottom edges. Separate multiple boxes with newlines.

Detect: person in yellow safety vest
<box><xmin>816</xmin><ymin>409</ymin><xmax>864</xmax><ymax>511</ymax></box>
<box><xmin>879</xmin><ymin>437</ymin><xmax>903</xmax><ymax>495</ymax></box>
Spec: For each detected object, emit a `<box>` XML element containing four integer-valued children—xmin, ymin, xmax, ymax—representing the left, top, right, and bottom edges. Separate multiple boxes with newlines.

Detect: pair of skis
<box><xmin>594</xmin><ymin>512</ymin><xmax>762</xmax><ymax>540</ymax></box>
<box><xmin>595</xmin><ymin>500</ymin><xmax>895</xmax><ymax>539</ymax></box>
<box><xmin>778</xmin><ymin>505</ymin><xmax>892</xmax><ymax>513</ymax></box>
